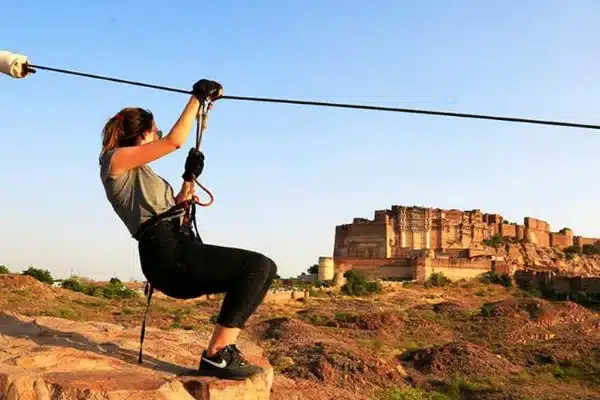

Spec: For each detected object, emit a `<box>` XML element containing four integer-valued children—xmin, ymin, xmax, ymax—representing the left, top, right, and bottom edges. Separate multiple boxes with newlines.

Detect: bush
<box><xmin>21</xmin><ymin>266</ymin><xmax>54</xmax><ymax>284</ymax></box>
<box><xmin>564</xmin><ymin>245</ymin><xmax>581</xmax><ymax>255</ymax></box>
<box><xmin>480</xmin><ymin>269</ymin><xmax>512</xmax><ymax>288</ymax></box>
<box><xmin>102</xmin><ymin>280</ymin><xmax>138</xmax><ymax>299</ymax></box>
<box><xmin>483</xmin><ymin>233</ymin><xmax>504</xmax><ymax>248</ymax></box>
<box><xmin>499</xmin><ymin>274</ymin><xmax>513</xmax><ymax>288</ymax></box>
<box><xmin>61</xmin><ymin>276</ymin><xmax>91</xmax><ymax>293</ymax></box>
<box><xmin>0</xmin><ymin>265</ymin><xmax>9</xmax><ymax>274</ymax></box>
<box><xmin>61</xmin><ymin>276</ymin><xmax>138</xmax><ymax>299</ymax></box>
<box><xmin>341</xmin><ymin>270</ymin><xmax>382</xmax><ymax>296</ymax></box>
<box><xmin>374</xmin><ymin>386</ymin><xmax>450</xmax><ymax>400</ymax></box>
<box><xmin>307</xmin><ymin>287</ymin><xmax>328</xmax><ymax>298</ymax></box>
<box><xmin>424</xmin><ymin>272</ymin><xmax>450</xmax><ymax>288</ymax></box>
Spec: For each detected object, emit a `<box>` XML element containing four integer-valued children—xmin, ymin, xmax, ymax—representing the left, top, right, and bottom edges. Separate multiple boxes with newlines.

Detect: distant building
<box><xmin>327</xmin><ymin>204</ymin><xmax>600</xmax><ymax>282</ymax></box>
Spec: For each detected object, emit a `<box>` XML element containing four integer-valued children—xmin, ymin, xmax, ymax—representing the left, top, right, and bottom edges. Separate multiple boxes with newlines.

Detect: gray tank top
<box><xmin>99</xmin><ymin>149</ymin><xmax>183</xmax><ymax>236</ymax></box>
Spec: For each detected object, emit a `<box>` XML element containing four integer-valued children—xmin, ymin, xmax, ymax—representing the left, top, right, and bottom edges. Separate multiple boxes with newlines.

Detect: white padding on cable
<box><xmin>0</xmin><ymin>51</ymin><xmax>31</xmax><ymax>78</ymax></box>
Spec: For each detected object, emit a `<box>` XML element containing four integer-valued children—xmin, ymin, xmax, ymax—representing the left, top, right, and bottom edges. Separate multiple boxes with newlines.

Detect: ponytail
<box><xmin>100</xmin><ymin>115</ymin><xmax>125</xmax><ymax>156</ymax></box>
<box><xmin>100</xmin><ymin>107</ymin><xmax>155</xmax><ymax>158</ymax></box>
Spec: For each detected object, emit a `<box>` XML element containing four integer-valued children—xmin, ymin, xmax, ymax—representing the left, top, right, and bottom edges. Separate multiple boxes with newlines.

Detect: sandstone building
<box><xmin>321</xmin><ymin>205</ymin><xmax>600</xmax><ymax>283</ymax></box>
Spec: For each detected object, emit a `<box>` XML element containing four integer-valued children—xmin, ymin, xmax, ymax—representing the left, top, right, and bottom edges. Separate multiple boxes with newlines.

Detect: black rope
<box><xmin>26</xmin><ymin>63</ymin><xmax>600</xmax><ymax>131</ymax></box>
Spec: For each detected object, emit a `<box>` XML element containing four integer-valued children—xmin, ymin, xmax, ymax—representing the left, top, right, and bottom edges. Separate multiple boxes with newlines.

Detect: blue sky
<box><xmin>1</xmin><ymin>1</ymin><xmax>599</xmax><ymax>280</ymax></box>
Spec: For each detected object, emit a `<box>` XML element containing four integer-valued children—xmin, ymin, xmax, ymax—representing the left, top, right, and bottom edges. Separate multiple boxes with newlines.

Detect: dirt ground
<box><xmin>1</xmin><ymin>274</ymin><xmax>599</xmax><ymax>400</ymax></box>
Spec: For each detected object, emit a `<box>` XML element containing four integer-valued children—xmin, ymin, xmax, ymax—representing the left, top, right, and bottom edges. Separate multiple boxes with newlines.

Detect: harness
<box><xmin>135</xmin><ymin>98</ymin><xmax>215</xmax><ymax>364</ymax></box>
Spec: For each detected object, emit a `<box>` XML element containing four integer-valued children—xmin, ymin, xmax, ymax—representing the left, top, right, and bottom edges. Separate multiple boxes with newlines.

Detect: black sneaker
<box><xmin>198</xmin><ymin>344</ymin><xmax>264</xmax><ymax>380</ymax></box>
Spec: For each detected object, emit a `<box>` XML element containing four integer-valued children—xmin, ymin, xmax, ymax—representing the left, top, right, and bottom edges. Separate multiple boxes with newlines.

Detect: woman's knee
<box><xmin>248</xmin><ymin>252</ymin><xmax>278</xmax><ymax>280</ymax></box>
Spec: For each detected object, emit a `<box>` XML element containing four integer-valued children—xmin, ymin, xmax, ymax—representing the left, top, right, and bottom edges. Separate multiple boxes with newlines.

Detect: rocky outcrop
<box><xmin>0</xmin><ymin>312</ymin><xmax>273</xmax><ymax>399</ymax></box>
<box><xmin>487</xmin><ymin>243</ymin><xmax>600</xmax><ymax>276</ymax></box>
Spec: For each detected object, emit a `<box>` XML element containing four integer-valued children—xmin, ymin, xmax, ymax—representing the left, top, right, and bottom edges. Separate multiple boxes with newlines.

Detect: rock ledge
<box><xmin>0</xmin><ymin>312</ymin><xmax>273</xmax><ymax>399</ymax></box>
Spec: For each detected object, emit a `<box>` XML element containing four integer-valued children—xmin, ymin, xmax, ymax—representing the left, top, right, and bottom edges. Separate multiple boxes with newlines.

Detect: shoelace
<box><xmin>226</xmin><ymin>345</ymin><xmax>248</xmax><ymax>367</ymax></box>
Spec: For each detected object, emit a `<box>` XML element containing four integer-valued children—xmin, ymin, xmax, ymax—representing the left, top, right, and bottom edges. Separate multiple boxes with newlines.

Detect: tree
<box><xmin>341</xmin><ymin>269</ymin><xmax>382</xmax><ymax>296</ymax></box>
<box><xmin>0</xmin><ymin>265</ymin><xmax>9</xmax><ymax>274</ymax></box>
<box><xmin>483</xmin><ymin>233</ymin><xmax>504</xmax><ymax>249</ymax></box>
<box><xmin>307</xmin><ymin>264</ymin><xmax>319</xmax><ymax>274</ymax></box>
<box><xmin>21</xmin><ymin>266</ymin><xmax>54</xmax><ymax>284</ymax></box>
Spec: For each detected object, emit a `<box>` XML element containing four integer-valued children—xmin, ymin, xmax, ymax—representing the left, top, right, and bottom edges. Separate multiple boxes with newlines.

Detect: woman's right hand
<box><xmin>192</xmin><ymin>79</ymin><xmax>223</xmax><ymax>101</ymax></box>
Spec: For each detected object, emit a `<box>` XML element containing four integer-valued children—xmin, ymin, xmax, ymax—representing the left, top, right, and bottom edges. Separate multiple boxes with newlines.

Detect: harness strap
<box><xmin>138</xmin><ymin>281</ymin><xmax>154</xmax><ymax>363</ymax></box>
<box><xmin>131</xmin><ymin>201</ymin><xmax>189</xmax><ymax>241</ymax></box>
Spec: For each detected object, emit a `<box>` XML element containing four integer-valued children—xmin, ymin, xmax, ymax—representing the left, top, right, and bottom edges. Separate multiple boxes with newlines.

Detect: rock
<box><xmin>0</xmin><ymin>311</ymin><xmax>273</xmax><ymax>399</ymax></box>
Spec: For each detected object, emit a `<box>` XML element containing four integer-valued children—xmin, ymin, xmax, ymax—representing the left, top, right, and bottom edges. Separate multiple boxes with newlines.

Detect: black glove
<box><xmin>192</xmin><ymin>79</ymin><xmax>223</xmax><ymax>101</ymax></box>
<box><xmin>182</xmin><ymin>148</ymin><xmax>205</xmax><ymax>182</ymax></box>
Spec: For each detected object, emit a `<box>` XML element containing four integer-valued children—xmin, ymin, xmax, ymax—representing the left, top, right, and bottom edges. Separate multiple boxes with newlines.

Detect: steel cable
<box><xmin>26</xmin><ymin>63</ymin><xmax>600</xmax><ymax>131</ymax></box>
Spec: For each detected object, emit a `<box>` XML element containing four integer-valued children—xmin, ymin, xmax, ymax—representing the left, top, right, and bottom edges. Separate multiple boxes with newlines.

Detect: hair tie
<box><xmin>115</xmin><ymin>113</ymin><xmax>124</xmax><ymax>121</ymax></box>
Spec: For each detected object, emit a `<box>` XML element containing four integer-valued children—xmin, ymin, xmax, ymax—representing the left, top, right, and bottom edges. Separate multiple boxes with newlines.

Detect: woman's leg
<box><xmin>177</xmin><ymin>240</ymin><xmax>278</xmax><ymax>379</ymax></box>
<box><xmin>204</xmin><ymin>256</ymin><xmax>277</xmax><ymax>356</ymax></box>
<box><xmin>139</xmin><ymin>222</ymin><xmax>277</xmax><ymax>379</ymax></box>
<box><xmin>178</xmin><ymin>242</ymin><xmax>278</xmax><ymax>331</ymax></box>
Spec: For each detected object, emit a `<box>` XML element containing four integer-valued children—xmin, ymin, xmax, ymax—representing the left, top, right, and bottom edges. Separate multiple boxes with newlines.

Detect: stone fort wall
<box><xmin>334</xmin><ymin>252</ymin><xmax>493</xmax><ymax>283</ymax></box>
<box><xmin>514</xmin><ymin>270</ymin><xmax>600</xmax><ymax>296</ymax></box>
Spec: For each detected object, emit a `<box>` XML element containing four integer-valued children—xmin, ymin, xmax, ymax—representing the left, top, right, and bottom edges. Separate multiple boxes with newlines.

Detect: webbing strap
<box><xmin>132</xmin><ymin>201</ymin><xmax>188</xmax><ymax>241</ymax></box>
<box><xmin>138</xmin><ymin>281</ymin><xmax>154</xmax><ymax>364</ymax></box>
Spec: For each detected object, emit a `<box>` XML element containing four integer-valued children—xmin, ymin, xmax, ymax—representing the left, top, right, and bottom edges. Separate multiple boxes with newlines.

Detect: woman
<box><xmin>98</xmin><ymin>79</ymin><xmax>278</xmax><ymax>380</ymax></box>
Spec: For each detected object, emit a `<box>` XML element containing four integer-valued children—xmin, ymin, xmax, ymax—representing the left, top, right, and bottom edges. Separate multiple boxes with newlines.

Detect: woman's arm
<box><xmin>109</xmin><ymin>96</ymin><xmax>201</xmax><ymax>176</ymax></box>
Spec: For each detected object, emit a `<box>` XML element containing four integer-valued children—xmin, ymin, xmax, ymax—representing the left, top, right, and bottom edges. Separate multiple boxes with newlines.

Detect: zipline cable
<box><xmin>19</xmin><ymin>63</ymin><xmax>600</xmax><ymax>131</ymax></box>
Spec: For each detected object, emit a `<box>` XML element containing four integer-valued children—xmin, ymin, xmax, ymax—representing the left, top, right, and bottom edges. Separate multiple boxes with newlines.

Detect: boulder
<box><xmin>0</xmin><ymin>312</ymin><xmax>273</xmax><ymax>399</ymax></box>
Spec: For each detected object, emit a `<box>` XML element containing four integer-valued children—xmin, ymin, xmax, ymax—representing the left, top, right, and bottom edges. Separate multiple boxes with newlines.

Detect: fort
<box><xmin>318</xmin><ymin>205</ymin><xmax>600</xmax><ymax>283</ymax></box>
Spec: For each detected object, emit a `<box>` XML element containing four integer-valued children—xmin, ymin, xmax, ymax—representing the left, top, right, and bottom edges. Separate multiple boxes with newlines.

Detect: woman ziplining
<box><xmin>99</xmin><ymin>79</ymin><xmax>277</xmax><ymax>380</ymax></box>
<box><xmin>2</xmin><ymin>49</ymin><xmax>600</xmax><ymax>381</ymax></box>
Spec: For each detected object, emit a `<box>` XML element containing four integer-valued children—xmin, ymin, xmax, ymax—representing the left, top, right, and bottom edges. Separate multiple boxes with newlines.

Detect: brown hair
<box><xmin>100</xmin><ymin>107</ymin><xmax>155</xmax><ymax>155</ymax></box>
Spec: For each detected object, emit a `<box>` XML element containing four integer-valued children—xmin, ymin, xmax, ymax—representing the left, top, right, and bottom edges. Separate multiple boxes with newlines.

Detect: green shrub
<box><xmin>61</xmin><ymin>276</ymin><xmax>138</xmax><ymax>299</ymax></box>
<box><xmin>102</xmin><ymin>280</ymin><xmax>138</xmax><ymax>299</ymax></box>
<box><xmin>308</xmin><ymin>287</ymin><xmax>327</xmax><ymax>297</ymax></box>
<box><xmin>61</xmin><ymin>276</ymin><xmax>91</xmax><ymax>293</ymax></box>
<box><xmin>480</xmin><ymin>268</ymin><xmax>512</xmax><ymax>288</ymax></box>
<box><xmin>0</xmin><ymin>265</ymin><xmax>9</xmax><ymax>274</ymax></box>
<box><xmin>483</xmin><ymin>233</ymin><xmax>504</xmax><ymax>248</ymax></box>
<box><xmin>21</xmin><ymin>266</ymin><xmax>54</xmax><ymax>284</ymax></box>
<box><xmin>341</xmin><ymin>270</ymin><xmax>382</xmax><ymax>296</ymax></box>
<box><xmin>424</xmin><ymin>272</ymin><xmax>450</xmax><ymax>288</ymax></box>
<box><xmin>374</xmin><ymin>386</ymin><xmax>450</xmax><ymax>400</ymax></box>
<box><xmin>500</xmin><ymin>274</ymin><xmax>513</xmax><ymax>288</ymax></box>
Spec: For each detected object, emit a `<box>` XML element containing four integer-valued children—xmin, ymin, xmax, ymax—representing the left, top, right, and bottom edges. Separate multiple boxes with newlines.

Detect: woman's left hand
<box><xmin>175</xmin><ymin>192</ymin><xmax>200</xmax><ymax>204</ymax></box>
<box><xmin>175</xmin><ymin>183</ymin><xmax>199</xmax><ymax>204</ymax></box>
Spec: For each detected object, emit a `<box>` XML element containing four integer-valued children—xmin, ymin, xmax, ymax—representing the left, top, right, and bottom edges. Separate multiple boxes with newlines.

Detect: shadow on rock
<box><xmin>0</xmin><ymin>312</ymin><xmax>191</xmax><ymax>375</ymax></box>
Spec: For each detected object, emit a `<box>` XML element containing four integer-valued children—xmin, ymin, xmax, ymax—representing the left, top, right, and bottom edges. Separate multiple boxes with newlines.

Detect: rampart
<box><xmin>575</xmin><ymin>236</ymin><xmax>600</xmax><ymax>248</ymax></box>
<box><xmin>514</xmin><ymin>269</ymin><xmax>600</xmax><ymax>298</ymax></box>
<box><xmin>423</xmin><ymin>256</ymin><xmax>491</xmax><ymax>281</ymax></box>
<box><xmin>335</xmin><ymin>252</ymin><xmax>492</xmax><ymax>283</ymax></box>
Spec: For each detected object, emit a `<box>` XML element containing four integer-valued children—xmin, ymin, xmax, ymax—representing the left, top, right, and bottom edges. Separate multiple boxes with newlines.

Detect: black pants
<box><xmin>138</xmin><ymin>218</ymin><xmax>277</xmax><ymax>329</ymax></box>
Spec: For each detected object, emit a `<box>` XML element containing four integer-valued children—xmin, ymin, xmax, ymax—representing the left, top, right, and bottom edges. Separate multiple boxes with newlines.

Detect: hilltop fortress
<box><xmin>318</xmin><ymin>205</ymin><xmax>600</xmax><ymax>283</ymax></box>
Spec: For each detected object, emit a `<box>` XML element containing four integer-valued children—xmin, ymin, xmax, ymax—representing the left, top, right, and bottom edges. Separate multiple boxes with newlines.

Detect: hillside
<box><xmin>0</xmin><ymin>274</ymin><xmax>599</xmax><ymax>399</ymax></box>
